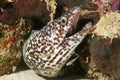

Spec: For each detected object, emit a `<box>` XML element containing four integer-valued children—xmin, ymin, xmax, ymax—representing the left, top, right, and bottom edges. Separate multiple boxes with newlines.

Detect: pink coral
<box><xmin>94</xmin><ymin>0</ymin><xmax>120</xmax><ymax>13</ymax></box>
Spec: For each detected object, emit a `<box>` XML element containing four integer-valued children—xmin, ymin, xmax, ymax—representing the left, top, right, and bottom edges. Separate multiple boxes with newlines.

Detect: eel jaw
<box><xmin>66</xmin><ymin>6</ymin><xmax>81</xmax><ymax>27</ymax></box>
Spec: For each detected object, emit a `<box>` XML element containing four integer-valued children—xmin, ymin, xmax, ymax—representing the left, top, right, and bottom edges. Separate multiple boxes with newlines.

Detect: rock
<box><xmin>89</xmin><ymin>11</ymin><xmax>120</xmax><ymax>80</ymax></box>
<box><xmin>0</xmin><ymin>0</ymin><xmax>96</xmax><ymax>25</ymax></box>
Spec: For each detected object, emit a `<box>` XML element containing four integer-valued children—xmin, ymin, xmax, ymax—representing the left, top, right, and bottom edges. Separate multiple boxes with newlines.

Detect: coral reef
<box><xmin>0</xmin><ymin>18</ymin><xmax>33</xmax><ymax>75</ymax></box>
<box><xmin>0</xmin><ymin>0</ymin><xmax>120</xmax><ymax>79</ymax></box>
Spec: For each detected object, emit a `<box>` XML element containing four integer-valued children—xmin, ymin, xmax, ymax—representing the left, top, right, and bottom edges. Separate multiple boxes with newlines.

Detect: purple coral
<box><xmin>95</xmin><ymin>0</ymin><xmax>120</xmax><ymax>12</ymax></box>
<box><xmin>111</xmin><ymin>0</ymin><xmax>120</xmax><ymax>11</ymax></box>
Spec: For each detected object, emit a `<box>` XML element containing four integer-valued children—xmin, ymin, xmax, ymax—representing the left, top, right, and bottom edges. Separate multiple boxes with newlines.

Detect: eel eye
<box><xmin>60</xmin><ymin>17</ymin><xmax>68</xmax><ymax>25</ymax></box>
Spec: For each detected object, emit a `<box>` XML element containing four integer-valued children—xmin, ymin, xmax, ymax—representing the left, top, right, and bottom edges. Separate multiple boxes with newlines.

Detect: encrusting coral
<box><xmin>0</xmin><ymin>18</ymin><xmax>33</xmax><ymax>75</ymax></box>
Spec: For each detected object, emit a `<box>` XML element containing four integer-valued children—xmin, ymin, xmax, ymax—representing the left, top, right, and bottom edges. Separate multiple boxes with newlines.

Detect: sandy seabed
<box><xmin>0</xmin><ymin>69</ymin><xmax>91</xmax><ymax>80</ymax></box>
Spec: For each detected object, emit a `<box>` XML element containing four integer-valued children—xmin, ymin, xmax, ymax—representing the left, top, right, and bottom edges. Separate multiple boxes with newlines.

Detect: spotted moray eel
<box><xmin>23</xmin><ymin>6</ymin><xmax>92</xmax><ymax>77</ymax></box>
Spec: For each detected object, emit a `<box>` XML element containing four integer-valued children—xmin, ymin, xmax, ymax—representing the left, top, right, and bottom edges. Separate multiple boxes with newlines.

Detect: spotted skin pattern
<box><xmin>23</xmin><ymin>6</ymin><xmax>92</xmax><ymax>77</ymax></box>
